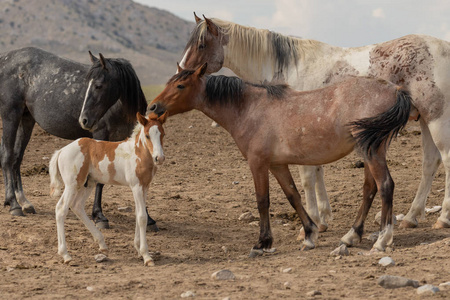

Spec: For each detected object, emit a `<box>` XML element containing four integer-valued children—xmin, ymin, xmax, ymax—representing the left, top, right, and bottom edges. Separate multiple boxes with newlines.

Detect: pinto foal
<box><xmin>50</xmin><ymin>112</ymin><xmax>167</xmax><ymax>266</ymax></box>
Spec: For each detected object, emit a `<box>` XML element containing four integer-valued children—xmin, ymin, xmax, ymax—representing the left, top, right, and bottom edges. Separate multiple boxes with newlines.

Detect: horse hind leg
<box><xmin>55</xmin><ymin>188</ymin><xmax>75</xmax><ymax>263</ymax></box>
<box><xmin>433</xmin><ymin>149</ymin><xmax>450</xmax><ymax>229</ymax></box>
<box><xmin>1</xmin><ymin>105</ymin><xmax>25</xmax><ymax>215</ymax></box>
<box><xmin>400</xmin><ymin>120</ymin><xmax>441</xmax><ymax>228</ymax></box>
<box><xmin>71</xmin><ymin>185</ymin><xmax>108</xmax><ymax>253</ymax></box>
<box><xmin>13</xmin><ymin>113</ymin><xmax>36</xmax><ymax>214</ymax></box>
<box><xmin>341</xmin><ymin>164</ymin><xmax>378</xmax><ymax>247</ymax></box>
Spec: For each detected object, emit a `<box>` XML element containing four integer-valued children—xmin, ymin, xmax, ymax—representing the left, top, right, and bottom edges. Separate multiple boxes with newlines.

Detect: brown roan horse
<box><xmin>149</xmin><ymin>63</ymin><xmax>414</xmax><ymax>255</ymax></box>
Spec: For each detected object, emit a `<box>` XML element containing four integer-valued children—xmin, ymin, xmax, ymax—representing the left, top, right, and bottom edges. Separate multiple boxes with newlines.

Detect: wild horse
<box><xmin>179</xmin><ymin>14</ymin><xmax>450</xmax><ymax>231</ymax></box>
<box><xmin>148</xmin><ymin>63</ymin><xmax>413</xmax><ymax>254</ymax></box>
<box><xmin>50</xmin><ymin>112</ymin><xmax>167</xmax><ymax>266</ymax></box>
<box><xmin>0</xmin><ymin>47</ymin><xmax>157</xmax><ymax>230</ymax></box>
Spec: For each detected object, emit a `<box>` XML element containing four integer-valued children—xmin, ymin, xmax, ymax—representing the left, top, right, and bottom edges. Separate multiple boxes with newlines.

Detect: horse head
<box><xmin>179</xmin><ymin>14</ymin><xmax>227</xmax><ymax>74</ymax></box>
<box><xmin>149</xmin><ymin>63</ymin><xmax>208</xmax><ymax>118</ymax></box>
<box><xmin>137</xmin><ymin>112</ymin><xmax>168</xmax><ymax>165</ymax></box>
<box><xmin>79</xmin><ymin>52</ymin><xmax>146</xmax><ymax>132</ymax></box>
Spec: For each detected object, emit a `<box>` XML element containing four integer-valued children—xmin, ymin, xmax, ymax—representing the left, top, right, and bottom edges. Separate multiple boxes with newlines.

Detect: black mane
<box><xmin>205</xmin><ymin>75</ymin><xmax>289</xmax><ymax>106</ymax></box>
<box><xmin>87</xmin><ymin>58</ymin><xmax>147</xmax><ymax>117</ymax></box>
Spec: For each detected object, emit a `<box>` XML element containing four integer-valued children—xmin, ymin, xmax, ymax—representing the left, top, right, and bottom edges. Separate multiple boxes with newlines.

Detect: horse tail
<box><xmin>349</xmin><ymin>88</ymin><xmax>411</xmax><ymax>158</ymax></box>
<box><xmin>49</xmin><ymin>149</ymin><xmax>63</xmax><ymax>197</ymax></box>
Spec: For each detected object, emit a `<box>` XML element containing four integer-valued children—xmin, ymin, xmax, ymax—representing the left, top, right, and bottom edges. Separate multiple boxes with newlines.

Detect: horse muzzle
<box><xmin>147</xmin><ymin>102</ymin><xmax>166</xmax><ymax>117</ymax></box>
<box><xmin>153</xmin><ymin>154</ymin><xmax>165</xmax><ymax>165</ymax></box>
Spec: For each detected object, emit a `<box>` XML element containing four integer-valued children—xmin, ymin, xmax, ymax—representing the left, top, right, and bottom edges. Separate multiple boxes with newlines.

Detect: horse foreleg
<box><xmin>298</xmin><ymin>165</ymin><xmax>320</xmax><ymax>228</ymax></box>
<box><xmin>248</xmin><ymin>161</ymin><xmax>273</xmax><ymax>257</ymax></box>
<box><xmin>92</xmin><ymin>183</ymin><xmax>110</xmax><ymax>229</ymax></box>
<box><xmin>401</xmin><ymin>121</ymin><xmax>441</xmax><ymax>228</ymax></box>
<box><xmin>271</xmin><ymin>165</ymin><xmax>318</xmax><ymax>251</ymax></box>
<box><xmin>341</xmin><ymin>164</ymin><xmax>377</xmax><ymax>247</ymax></box>
<box><xmin>132</xmin><ymin>186</ymin><xmax>154</xmax><ymax>266</ymax></box>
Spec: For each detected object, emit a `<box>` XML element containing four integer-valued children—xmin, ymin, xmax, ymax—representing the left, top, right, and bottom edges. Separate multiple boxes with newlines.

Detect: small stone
<box><xmin>282</xmin><ymin>267</ymin><xmax>292</xmax><ymax>273</ymax></box>
<box><xmin>86</xmin><ymin>286</ymin><xmax>95</xmax><ymax>292</ymax></box>
<box><xmin>211</xmin><ymin>269</ymin><xmax>235</xmax><ymax>280</ymax></box>
<box><xmin>417</xmin><ymin>284</ymin><xmax>440</xmax><ymax>295</ymax></box>
<box><xmin>378</xmin><ymin>257</ymin><xmax>395</xmax><ymax>267</ymax></box>
<box><xmin>284</xmin><ymin>282</ymin><xmax>291</xmax><ymax>289</ymax></box>
<box><xmin>118</xmin><ymin>206</ymin><xmax>132</xmax><ymax>212</ymax></box>
<box><xmin>181</xmin><ymin>291</ymin><xmax>195</xmax><ymax>298</ymax></box>
<box><xmin>374</xmin><ymin>212</ymin><xmax>397</xmax><ymax>225</ymax></box>
<box><xmin>395</xmin><ymin>214</ymin><xmax>405</xmax><ymax>221</ymax></box>
<box><xmin>425</xmin><ymin>206</ymin><xmax>442</xmax><ymax>213</ymax></box>
<box><xmin>232</xmin><ymin>181</ymin><xmax>240</xmax><ymax>185</ymax></box>
<box><xmin>211</xmin><ymin>121</ymin><xmax>220</xmax><ymax>128</ymax></box>
<box><xmin>221</xmin><ymin>246</ymin><xmax>228</xmax><ymax>253</ymax></box>
<box><xmin>306</xmin><ymin>290</ymin><xmax>322</xmax><ymax>297</ymax></box>
<box><xmin>6</xmin><ymin>266</ymin><xmax>15</xmax><ymax>272</ymax></box>
<box><xmin>248</xmin><ymin>221</ymin><xmax>259</xmax><ymax>227</ymax></box>
<box><xmin>238</xmin><ymin>212</ymin><xmax>255</xmax><ymax>222</ymax></box>
<box><xmin>366</xmin><ymin>232</ymin><xmax>379</xmax><ymax>242</ymax></box>
<box><xmin>377</xmin><ymin>275</ymin><xmax>419</xmax><ymax>289</ymax></box>
<box><xmin>439</xmin><ymin>282</ymin><xmax>450</xmax><ymax>290</ymax></box>
<box><xmin>94</xmin><ymin>253</ymin><xmax>108</xmax><ymax>263</ymax></box>
<box><xmin>330</xmin><ymin>244</ymin><xmax>349</xmax><ymax>256</ymax></box>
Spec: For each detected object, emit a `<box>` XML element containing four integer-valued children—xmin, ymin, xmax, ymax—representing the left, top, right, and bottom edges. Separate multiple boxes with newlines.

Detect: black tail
<box><xmin>349</xmin><ymin>89</ymin><xmax>411</xmax><ymax>158</ymax></box>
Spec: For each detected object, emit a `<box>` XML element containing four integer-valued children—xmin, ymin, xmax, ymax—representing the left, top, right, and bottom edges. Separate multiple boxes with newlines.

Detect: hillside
<box><xmin>0</xmin><ymin>0</ymin><xmax>194</xmax><ymax>84</ymax></box>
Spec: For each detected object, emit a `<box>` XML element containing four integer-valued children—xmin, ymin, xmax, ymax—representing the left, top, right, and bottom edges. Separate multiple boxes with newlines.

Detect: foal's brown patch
<box><xmin>77</xmin><ymin>138</ymin><xmax>121</xmax><ymax>186</ymax></box>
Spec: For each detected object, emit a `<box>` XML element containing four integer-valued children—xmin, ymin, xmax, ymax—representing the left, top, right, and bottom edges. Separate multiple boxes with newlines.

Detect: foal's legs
<box><xmin>92</xmin><ymin>183</ymin><xmax>159</xmax><ymax>232</ymax></box>
<box><xmin>271</xmin><ymin>165</ymin><xmax>318</xmax><ymax>250</ymax></box>
<box><xmin>131</xmin><ymin>185</ymin><xmax>154</xmax><ymax>266</ymax></box>
<box><xmin>401</xmin><ymin>120</ymin><xmax>441</xmax><ymax>228</ymax></box>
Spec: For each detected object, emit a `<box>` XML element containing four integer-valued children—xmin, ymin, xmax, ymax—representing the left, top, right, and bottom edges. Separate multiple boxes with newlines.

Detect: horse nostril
<box><xmin>82</xmin><ymin>118</ymin><xmax>88</xmax><ymax>126</ymax></box>
<box><xmin>149</xmin><ymin>104</ymin><xmax>157</xmax><ymax>112</ymax></box>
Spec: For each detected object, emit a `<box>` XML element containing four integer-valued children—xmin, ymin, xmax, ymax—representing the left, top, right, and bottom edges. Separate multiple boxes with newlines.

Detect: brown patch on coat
<box><xmin>76</xmin><ymin>138</ymin><xmax>122</xmax><ymax>186</ymax></box>
<box><xmin>323</xmin><ymin>60</ymin><xmax>359</xmax><ymax>85</ymax></box>
<box><xmin>368</xmin><ymin>35</ymin><xmax>444</xmax><ymax>121</ymax></box>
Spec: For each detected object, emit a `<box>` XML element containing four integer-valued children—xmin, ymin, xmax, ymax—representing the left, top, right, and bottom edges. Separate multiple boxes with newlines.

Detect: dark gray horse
<box><xmin>0</xmin><ymin>47</ymin><xmax>157</xmax><ymax>230</ymax></box>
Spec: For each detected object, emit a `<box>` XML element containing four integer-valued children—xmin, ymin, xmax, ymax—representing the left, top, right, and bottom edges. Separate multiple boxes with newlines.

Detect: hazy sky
<box><xmin>135</xmin><ymin>0</ymin><xmax>450</xmax><ymax>47</ymax></box>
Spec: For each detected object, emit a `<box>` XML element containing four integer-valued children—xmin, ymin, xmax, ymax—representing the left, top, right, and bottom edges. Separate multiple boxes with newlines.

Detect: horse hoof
<box><xmin>22</xmin><ymin>206</ymin><xmax>36</xmax><ymax>214</ymax></box>
<box><xmin>399</xmin><ymin>219</ymin><xmax>417</xmax><ymax>229</ymax></box>
<box><xmin>95</xmin><ymin>221</ymin><xmax>110</xmax><ymax>229</ymax></box>
<box><xmin>10</xmin><ymin>208</ymin><xmax>25</xmax><ymax>217</ymax></box>
<box><xmin>432</xmin><ymin>220</ymin><xmax>450</xmax><ymax>229</ymax></box>
<box><xmin>300</xmin><ymin>240</ymin><xmax>315</xmax><ymax>251</ymax></box>
<box><xmin>147</xmin><ymin>223</ymin><xmax>159</xmax><ymax>232</ymax></box>
<box><xmin>249</xmin><ymin>248</ymin><xmax>264</xmax><ymax>258</ymax></box>
<box><xmin>318</xmin><ymin>224</ymin><xmax>328</xmax><ymax>233</ymax></box>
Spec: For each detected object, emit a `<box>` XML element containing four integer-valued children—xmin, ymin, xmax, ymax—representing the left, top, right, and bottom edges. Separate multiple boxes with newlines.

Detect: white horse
<box><xmin>179</xmin><ymin>15</ymin><xmax>450</xmax><ymax>239</ymax></box>
<box><xmin>49</xmin><ymin>112</ymin><xmax>167</xmax><ymax>266</ymax></box>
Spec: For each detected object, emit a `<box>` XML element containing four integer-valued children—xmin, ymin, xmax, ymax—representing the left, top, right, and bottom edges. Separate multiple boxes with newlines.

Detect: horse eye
<box><xmin>145</xmin><ymin>134</ymin><xmax>150</xmax><ymax>139</ymax></box>
<box><xmin>199</xmin><ymin>44</ymin><xmax>206</xmax><ymax>50</ymax></box>
<box><xmin>177</xmin><ymin>84</ymin><xmax>185</xmax><ymax>90</ymax></box>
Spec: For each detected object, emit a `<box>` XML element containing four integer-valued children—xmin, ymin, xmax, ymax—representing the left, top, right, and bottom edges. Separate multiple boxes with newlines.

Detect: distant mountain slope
<box><xmin>0</xmin><ymin>0</ymin><xmax>194</xmax><ymax>84</ymax></box>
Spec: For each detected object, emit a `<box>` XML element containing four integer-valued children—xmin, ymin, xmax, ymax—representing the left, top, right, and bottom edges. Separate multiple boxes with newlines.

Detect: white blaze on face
<box><xmin>178</xmin><ymin>47</ymin><xmax>190</xmax><ymax>71</ymax></box>
<box><xmin>79</xmin><ymin>79</ymin><xmax>93</xmax><ymax>127</ymax></box>
<box><xmin>149</xmin><ymin>125</ymin><xmax>165</xmax><ymax>164</ymax></box>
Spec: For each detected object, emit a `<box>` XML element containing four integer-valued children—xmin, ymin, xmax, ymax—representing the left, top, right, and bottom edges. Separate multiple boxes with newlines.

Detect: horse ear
<box><xmin>99</xmin><ymin>53</ymin><xmax>108</xmax><ymax>70</ymax></box>
<box><xmin>193</xmin><ymin>12</ymin><xmax>202</xmax><ymax>24</ymax></box>
<box><xmin>203</xmin><ymin>15</ymin><xmax>219</xmax><ymax>36</ymax></box>
<box><xmin>158</xmin><ymin>111</ymin><xmax>169</xmax><ymax>124</ymax></box>
<box><xmin>89</xmin><ymin>51</ymin><xmax>99</xmax><ymax>64</ymax></box>
<box><xmin>195</xmin><ymin>62</ymin><xmax>208</xmax><ymax>77</ymax></box>
<box><xmin>176</xmin><ymin>62</ymin><xmax>183</xmax><ymax>73</ymax></box>
<box><xmin>136</xmin><ymin>112</ymin><xmax>148</xmax><ymax>126</ymax></box>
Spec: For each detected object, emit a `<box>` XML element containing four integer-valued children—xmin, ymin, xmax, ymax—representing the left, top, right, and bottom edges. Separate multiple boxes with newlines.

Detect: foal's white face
<box><xmin>146</xmin><ymin>123</ymin><xmax>165</xmax><ymax>165</ymax></box>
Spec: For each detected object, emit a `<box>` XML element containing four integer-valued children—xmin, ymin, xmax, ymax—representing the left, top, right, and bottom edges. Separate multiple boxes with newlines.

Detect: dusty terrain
<box><xmin>0</xmin><ymin>111</ymin><xmax>449</xmax><ymax>299</ymax></box>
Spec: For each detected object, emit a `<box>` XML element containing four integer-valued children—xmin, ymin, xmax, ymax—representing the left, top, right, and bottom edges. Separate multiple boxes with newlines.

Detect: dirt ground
<box><xmin>0</xmin><ymin>111</ymin><xmax>449</xmax><ymax>299</ymax></box>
